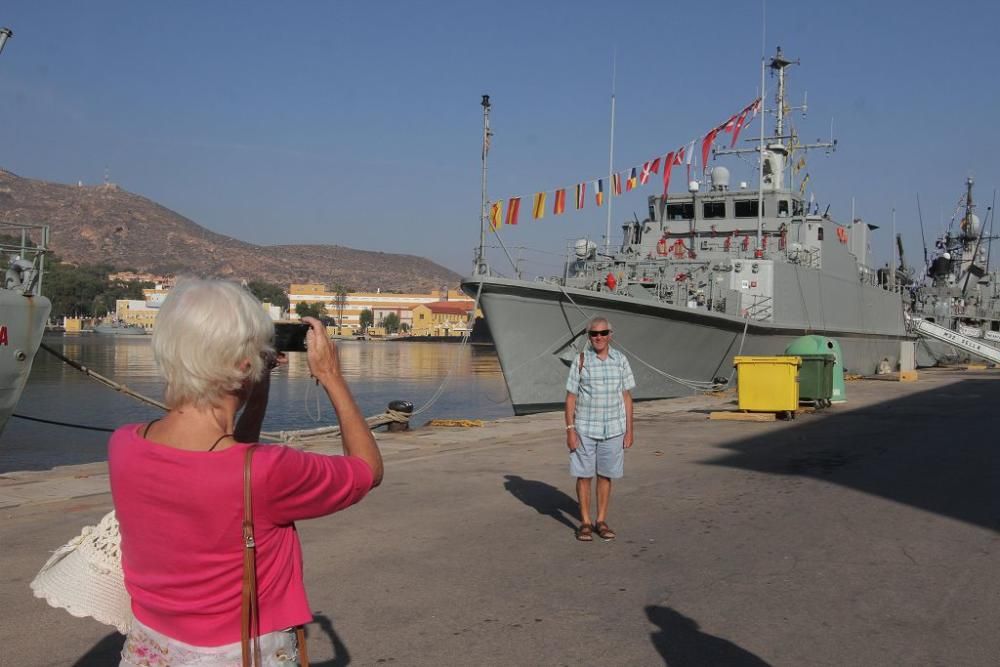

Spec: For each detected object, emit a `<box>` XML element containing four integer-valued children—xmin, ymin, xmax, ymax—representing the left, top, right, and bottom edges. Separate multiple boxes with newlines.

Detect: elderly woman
<box><xmin>109</xmin><ymin>278</ymin><xmax>382</xmax><ymax>665</ymax></box>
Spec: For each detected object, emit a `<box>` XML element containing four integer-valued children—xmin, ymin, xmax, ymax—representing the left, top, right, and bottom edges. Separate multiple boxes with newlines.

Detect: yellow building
<box><xmin>287</xmin><ymin>284</ymin><xmax>474</xmax><ymax>333</ymax></box>
<box><xmin>409</xmin><ymin>302</ymin><xmax>474</xmax><ymax>337</ymax></box>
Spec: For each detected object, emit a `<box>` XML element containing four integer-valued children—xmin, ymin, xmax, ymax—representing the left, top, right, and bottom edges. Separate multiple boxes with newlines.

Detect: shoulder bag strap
<box><xmin>241</xmin><ymin>445</ymin><xmax>262</xmax><ymax>666</ymax></box>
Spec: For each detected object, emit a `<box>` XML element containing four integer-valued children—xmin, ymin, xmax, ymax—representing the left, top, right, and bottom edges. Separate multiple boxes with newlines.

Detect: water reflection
<box><xmin>0</xmin><ymin>336</ymin><xmax>512</xmax><ymax>472</ymax></box>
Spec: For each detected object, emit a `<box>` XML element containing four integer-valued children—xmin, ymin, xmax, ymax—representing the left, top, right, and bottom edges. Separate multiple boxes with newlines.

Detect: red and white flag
<box><xmin>639</xmin><ymin>161</ymin><xmax>653</xmax><ymax>185</ymax></box>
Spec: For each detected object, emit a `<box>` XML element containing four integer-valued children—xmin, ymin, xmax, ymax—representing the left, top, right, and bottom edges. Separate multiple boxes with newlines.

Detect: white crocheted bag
<box><xmin>30</xmin><ymin>510</ymin><xmax>133</xmax><ymax>634</ymax></box>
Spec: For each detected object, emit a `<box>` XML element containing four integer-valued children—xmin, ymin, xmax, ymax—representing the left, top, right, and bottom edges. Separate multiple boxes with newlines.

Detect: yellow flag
<box><xmin>799</xmin><ymin>173</ymin><xmax>810</xmax><ymax>195</ymax></box>
<box><xmin>532</xmin><ymin>192</ymin><xmax>547</xmax><ymax>219</ymax></box>
<box><xmin>489</xmin><ymin>201</ymin><xmax>502</xmax><ymax>230</ymax></box>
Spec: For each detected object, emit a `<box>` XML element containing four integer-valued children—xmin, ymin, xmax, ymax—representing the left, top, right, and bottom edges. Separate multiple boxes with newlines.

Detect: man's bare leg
<box><xmin>596</xmin><ymin>475</ymin><xmax>612</xmax><ymax>524</ymax></box>
<box><xmin>576</xmin><ymin>476</ymin><xmax>593</xmax><ymax>525</ymax></box>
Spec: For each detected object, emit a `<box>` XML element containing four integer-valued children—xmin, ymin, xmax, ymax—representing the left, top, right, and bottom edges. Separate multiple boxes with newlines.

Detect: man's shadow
<box><xmin>503</xmin><ymin>474</ymin><xmax>580</xmax><ymax>531</ymax></box>
<box><xmin>646</xmin><ymin>605</ymin><xmax>771</xmax><ymax>666</ymax></box>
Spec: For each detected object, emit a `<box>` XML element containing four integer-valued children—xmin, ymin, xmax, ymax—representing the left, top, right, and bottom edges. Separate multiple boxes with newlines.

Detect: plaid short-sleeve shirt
<box><xmin>566</xmin><ymin>346</ymin><xmax>636</xmax><ymax>439</ymax></box>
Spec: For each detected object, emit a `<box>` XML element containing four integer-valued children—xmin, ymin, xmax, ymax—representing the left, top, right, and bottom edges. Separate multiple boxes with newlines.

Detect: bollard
<box><xmin>386</xmin><ymin>400</ymin><xmax>414</xmax><ymax>432</ymax></box>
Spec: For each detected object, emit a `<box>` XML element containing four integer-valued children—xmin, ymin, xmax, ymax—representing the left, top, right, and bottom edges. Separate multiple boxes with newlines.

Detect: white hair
<box><xmin>588</xmin><ymin>315</ymin><xmax>613</xmax><ymax>332</ymax></box>
<box><xmin>153</xmin><ymin>277</ymin><xmax>275</xmax><ymax>408</ymax></box>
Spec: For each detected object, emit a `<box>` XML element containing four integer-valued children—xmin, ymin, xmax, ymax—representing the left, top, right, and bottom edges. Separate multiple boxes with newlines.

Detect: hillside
<box><xmin>0</xmin><ymin>169</ymin><xmax>462</xmax><ymax>292</ymax></box>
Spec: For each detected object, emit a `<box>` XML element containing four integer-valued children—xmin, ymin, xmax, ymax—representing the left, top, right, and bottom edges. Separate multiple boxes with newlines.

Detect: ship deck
<box><xmin>2</xmin><ymin>367</ymin><xmax>998</xmax><ymax>665</ymax></box>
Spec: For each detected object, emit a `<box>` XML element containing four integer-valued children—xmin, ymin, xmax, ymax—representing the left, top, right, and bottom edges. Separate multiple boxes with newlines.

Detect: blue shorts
<box><xmin>570</xmin><ymin>433</ymin><xmax>625</xmax><ymax>479</ymax></box>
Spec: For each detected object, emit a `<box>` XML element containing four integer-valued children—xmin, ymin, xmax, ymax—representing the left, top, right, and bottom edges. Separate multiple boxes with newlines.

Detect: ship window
<box><xmin>992</xmin><ymin>321</ymin><xmax>999</xmax><ymax>332</ymax></box>
<box><xmin>793</xmin><ymin>199</ymin><xmax>804</xmax><ymax>216</ymax></box>
<box><xmin>703</xmin><ymin>201</ymin><xmax>726</xmax><ymax>219</ymax></box>
<box><xmin>817</xmin><ymin>227</ymin><xmax>824</xmax><ymax>241</ymax></box>
<box><xmin>778</xmin><ymin>200</ymin><xmax>789</xmax><ymax>216</ymax></box>
<box><xmin>734</xmin><ymin>200</ymin><xmax>760</xmax><ymax>217</ymax></box>
<box><xmin>666</xmin><ymin>203</ymin><xmax>693</xmax><ymax>220</ymax></box>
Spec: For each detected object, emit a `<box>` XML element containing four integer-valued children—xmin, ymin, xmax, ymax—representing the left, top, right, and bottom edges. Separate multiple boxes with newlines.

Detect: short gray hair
<box><xmin>153</xmin><ymin>277</ymin><xmax>275</xmax><ymax>408</ymax></box>
<box><xmin>588</xmin><ymin>315</ymin><xmax>613</xmax><ymax>332</ymax></box>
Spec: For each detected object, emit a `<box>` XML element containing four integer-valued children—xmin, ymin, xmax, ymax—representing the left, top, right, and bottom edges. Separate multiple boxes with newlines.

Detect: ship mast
<box><xmin>476</xmin><ymin>94</ymin><xmax>492</xmax><ymax>275</ymax></box>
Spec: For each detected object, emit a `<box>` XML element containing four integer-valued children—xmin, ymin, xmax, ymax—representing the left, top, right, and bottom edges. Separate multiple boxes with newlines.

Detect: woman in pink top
<box><xmin>109</xmin><ymin>278</ymin><xmax>383</xmax><ymax>666</ymax></box>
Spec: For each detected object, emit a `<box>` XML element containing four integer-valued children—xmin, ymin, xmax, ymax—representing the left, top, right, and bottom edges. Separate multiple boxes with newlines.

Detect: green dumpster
<box><xmin>785</xmin><ymin>335</ymin><xmax>846</xmax><ymax>403</ymax></box>
<box><xmin>796</xmin><ymin>354</ymin><xmax>835</xmax><ymax>406</ymax></box>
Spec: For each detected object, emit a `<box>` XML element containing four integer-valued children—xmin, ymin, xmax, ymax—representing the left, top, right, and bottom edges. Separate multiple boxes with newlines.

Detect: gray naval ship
<box><xmin>0</xmin><ymin>222</ymin><xmax>51</xmax><ymax>436</ymax></box>
<box><xmin>910</xmin><ymin>177</ymin><xmax>1000</xmax><ymax>366</ymax></box>
<box><xmin>463</xmin><ymin>49</ymin><xmax>911</xmax><ymax>415</ymax></box>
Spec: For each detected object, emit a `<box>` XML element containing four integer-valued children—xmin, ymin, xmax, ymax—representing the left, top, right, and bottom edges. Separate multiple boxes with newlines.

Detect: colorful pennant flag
<box><xmin>575</xmin><ymin>182</ymin><xmax>586</xmax><ymax>210</ymax></box>
<box><xmin>799</xmin><ymin>173</ymin><xmax>810</xmax><ymax>195</ymax></box>
<box><xmin>650</xmin><ymin>157</ymin><xmax>661</xmax><ymax>174</ymax></box>
<box><xmin>554</xmin><ymin>188</ymin><xmax>566</xmax><ymax>215</ymax></box>
<box><xmin>612</xmin><ymin>172</ymin><xmax>622</xmax><ymax>196</ymax></box>
<box><xmin>489</xmin><ymin>201</ymin><xmax>502</xmax><ymax>230</ymax></box>
<box><xmin>793</xmin><ymin>157</ymin><xmax>806</xmax><ymax>174</ymax></box>
<box><xmin>730</xmin><ymin>108</ymin><xmax>750</xmax><ymax>147</ymax></box>
<box><xmin>532</xmin><ymin>192</ymin><xmax>547</xmax><ymax>219</ymax></box>
<box><xmin>626</xmin><ymin>167</ymin><xmax>638</xmax><ymax>192</ymax></box>
<box><xmin>662</xmin><ymin>151</ymin><xmax>675</xmax><ymax>195</ymax></box>
<box><xmin>701</xmin><ymin>127</ymin><xmax>720</xmax><ymax>172</ymax></box>
<box><xmin>594</xmin><ymin>179</ymin><xmax>604</xmax><ymax>207</ymax></box>
<box><xmin>684</xmin><ymin>139</ymin><xmax>696</xmax><ymax>183</ymax></box>
<box><xmin>640</xmin><ymin>161</ymin><xmax>652</xmax><ymax>185</ymax></box>
<box><xmin>505</xmin><ymin>197</ymin><xmax>520</xmax><ymax>226</ymax></box>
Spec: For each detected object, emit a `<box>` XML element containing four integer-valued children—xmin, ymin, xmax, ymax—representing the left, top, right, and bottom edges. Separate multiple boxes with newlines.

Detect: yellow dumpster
<box><xmin>734</xmin><ymin>356</ymin><xmax>801</xmax><ymax>412</ymax></box>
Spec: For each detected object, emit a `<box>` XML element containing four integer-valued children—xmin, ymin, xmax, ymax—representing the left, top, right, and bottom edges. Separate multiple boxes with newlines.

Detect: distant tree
<box><xmin>359</xmin><ymin>308</ymin><xmax>374</xmax><ymax>331</ymax></box>
<box><xmin>334</xmin><ymin>286</ymin><xmax>349</xmax><ymax>330</ymax></box>
<box><xmin>383</xmin><ymin>312</ymin><xmax>401</xmax><ymax>333</ymax></box>
<box><xmin>295</xmin><ymin>301</ymin><xmax>326</xmax><ymax>319</ymax></box>
<box><xmin>247</xmin><ymin>280</ymin><xmax>289</xmax><ymax>310</ymax></box>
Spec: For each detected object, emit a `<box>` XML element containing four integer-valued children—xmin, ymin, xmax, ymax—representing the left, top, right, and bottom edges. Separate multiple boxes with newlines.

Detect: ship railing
<box><xmin>0</xmin><ymin>221</ymin><xmax>50</xmax><ymax>297</ymax></box>
<box><xmin>744</xmin><ymin>295</ymin><xmax>774</xmax><ymax>321</ymax></box>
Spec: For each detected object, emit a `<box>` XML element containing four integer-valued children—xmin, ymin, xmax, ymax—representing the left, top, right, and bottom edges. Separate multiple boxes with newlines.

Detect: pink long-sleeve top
<box><xmin>109</xmin><ymin>423</ymin><xmax>374</xmax><ymax>647</ymax></box>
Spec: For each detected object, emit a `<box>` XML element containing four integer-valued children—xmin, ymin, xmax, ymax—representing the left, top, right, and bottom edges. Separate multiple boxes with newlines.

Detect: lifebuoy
<box><xmin>836</xmin><ymin>226</ymin><xmax>848</xmax><ymax>243</ymax></box>
<box><xmin>656</xmin><ymin>237</ymin><xmax>668</xmax><ymax>255</ymax></box>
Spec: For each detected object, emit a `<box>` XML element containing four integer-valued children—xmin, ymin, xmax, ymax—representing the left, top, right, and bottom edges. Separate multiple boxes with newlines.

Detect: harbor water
<box><xmin>0</xmin><ymin>335</ymin><xmax>513</xmax><ymax>472</ymax></box>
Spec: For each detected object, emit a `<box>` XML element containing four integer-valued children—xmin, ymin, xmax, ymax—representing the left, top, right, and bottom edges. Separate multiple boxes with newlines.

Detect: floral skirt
<box><xmin>120</xmin><ymin>617</ymin><xmax>300</xmax><ymax>666</ymax></box>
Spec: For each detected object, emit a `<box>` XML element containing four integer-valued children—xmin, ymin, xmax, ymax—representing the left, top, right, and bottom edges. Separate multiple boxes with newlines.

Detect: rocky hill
<box><xmin>0</xmin><ymin>169</ymin><xmax>462</xmax><ymax>292</ymax></box>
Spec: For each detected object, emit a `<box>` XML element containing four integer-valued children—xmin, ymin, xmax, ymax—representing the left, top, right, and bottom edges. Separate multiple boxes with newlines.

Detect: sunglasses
<box><xmin>588</xmin><ymin>329</ymin><xmax>611</xmax><ymax>337</ymax></box>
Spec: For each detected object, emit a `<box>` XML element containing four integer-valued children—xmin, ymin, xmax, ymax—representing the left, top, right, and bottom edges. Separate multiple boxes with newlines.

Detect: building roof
<box><xmin>415</xmin><ymin>301</ymin><xmax>474</xmax><ymax>315</ymax></box>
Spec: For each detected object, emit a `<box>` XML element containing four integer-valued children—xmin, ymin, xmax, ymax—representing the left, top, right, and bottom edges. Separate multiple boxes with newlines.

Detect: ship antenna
<box><xmin>605</xmin><ymin>50</ymin><xmax>617</xmax><ymax>254</ymax></box>
<box><xmin>476</xmin><ymin>94</ymin><xmax>492</xmax><ymax>275</ymax></box>
<box><xmin>985</xmin><ymin>189</ymin><xmax>996</xmax><ymax>274</ymax></box>
<box><xmin>916</xmin><ymin>193</ymin><xmax>929</xmax><ymax>272</ymax></box>
<box><xmin>755</xmin><ymin>53</ymin><xmax>766</xmax><ymax>252</ymax></box>
<box><xmin>962</xmin><ymin>177</ymin><xmax>986</xmax><ymax>296</ymax></box>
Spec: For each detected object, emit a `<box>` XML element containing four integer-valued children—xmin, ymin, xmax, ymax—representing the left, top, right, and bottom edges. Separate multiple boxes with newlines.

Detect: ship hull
<box><xmin>464</xmin><ymin>277</ymin><xmax>910</xmax><ymax>415</ymax></box>
<box><xmin>0</xmin><ymin>292</ymin><xmax>51</xmax><ymax>435</ymax></box>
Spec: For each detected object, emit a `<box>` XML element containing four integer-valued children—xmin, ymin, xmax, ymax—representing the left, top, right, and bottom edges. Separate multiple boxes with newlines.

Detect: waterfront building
<box><xmin>409</xmin><ymin>302</ymin><xmax>475</xmax><ymax>337</ymax></box>
<box><xmin>287</xmin><ymin>284</ymin><xmax>474</xmax><ymax>332</ymax></box>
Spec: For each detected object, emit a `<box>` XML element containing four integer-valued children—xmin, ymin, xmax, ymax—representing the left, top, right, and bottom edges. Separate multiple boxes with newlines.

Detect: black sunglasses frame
<box><xmin>588</xmin><ymin>329</ymin><xmax>611</xmax><ymax>337</ymax></box>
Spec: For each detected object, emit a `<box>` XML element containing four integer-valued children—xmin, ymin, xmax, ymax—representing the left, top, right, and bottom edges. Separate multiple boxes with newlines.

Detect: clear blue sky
<box><xmin>1</xmin><ymin>1</ymin><xmax>997</xmax><ymax>277</ymax></box>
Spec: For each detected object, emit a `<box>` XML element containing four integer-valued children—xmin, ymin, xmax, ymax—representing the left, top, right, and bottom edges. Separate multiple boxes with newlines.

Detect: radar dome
<box><xmin>574</xmin><ymin>238</ymin><xmax>597</xmax><ymax>259</ymax></box>
<box><xmin>711</xmin><ymin>166</ymin><xmax>730</xmax><ymax>190</ymax></box>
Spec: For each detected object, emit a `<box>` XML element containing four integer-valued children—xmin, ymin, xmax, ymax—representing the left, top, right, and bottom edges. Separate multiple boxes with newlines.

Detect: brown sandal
<box><xmin>575</xmin><ymin>523</ymin><xmax>594</xmax><ymax>541</ymax></box>
<box><xmin>595</xmin><ymin>521</ymin><xmax>616</xmax><ymax>540</ymax></box>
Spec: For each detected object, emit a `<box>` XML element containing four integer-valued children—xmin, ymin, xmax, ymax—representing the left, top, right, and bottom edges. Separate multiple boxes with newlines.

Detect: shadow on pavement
<box><xmin>309</xmin><ymin>613</ymin><xmax>352</xmax><ymax>666</ymax></box>
<box><xmin>503</xmin><ymin>474</ymin><xmax>580</xmax><ymax>531</ymax></box>
<box><xmin>707</xmin><ymin>378</ymin><xmax>1000</xmax><ymax>532</ymax></box>
<box><xmin>646</xmin><ymin>605</ymin><xmax>771</xmax><ymax>666</ymax></box>
<box><xmin>73</xmin><ymin>632</ymin><xmax>125</xmax><ymax>666</ymax></box>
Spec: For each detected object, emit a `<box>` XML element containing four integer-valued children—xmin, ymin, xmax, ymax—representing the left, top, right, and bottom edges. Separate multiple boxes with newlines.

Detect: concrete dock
<box><xmin>1</xmin><ymin>368</ymin><xmax>998</xmax><ymax>666</ymax></box>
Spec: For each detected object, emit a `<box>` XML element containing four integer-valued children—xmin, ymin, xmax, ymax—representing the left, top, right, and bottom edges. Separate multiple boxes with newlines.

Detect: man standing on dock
<box><xmin>565</xmin><ymin>316</ymin><xmax>635</xmax><ymax>541</ymax></box>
